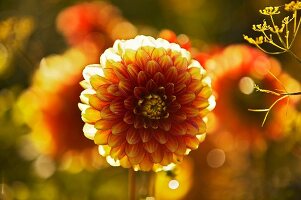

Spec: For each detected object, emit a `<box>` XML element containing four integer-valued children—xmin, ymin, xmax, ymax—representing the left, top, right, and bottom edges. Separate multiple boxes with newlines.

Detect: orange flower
<box><xmin>79</xmin><ymin>35</ymin><xmax>215</xmax><ymax>171</ymax></box>
<box><xmin>204</xmin><ymin>45</ymin><xmax>294</xmax><ymax>147</ymax></box>
<box><xmin>17</xmin><ymin>49</ymin><xmax>104</xmax><ymax>172</ymax></box>
<box><xmin>56</xmin><ymin>2</ymin><xmax>137</xmax><ymax>62</ymax></box>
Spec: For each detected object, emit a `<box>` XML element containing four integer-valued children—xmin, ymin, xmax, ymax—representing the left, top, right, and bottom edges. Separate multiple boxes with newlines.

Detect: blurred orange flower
<box><xmin>56</xmin><ymin>1</ymin><xmax>137</xmax><ymax>62</ymax></box>
<box><xmin>204</xmin><ymin>45</ymin><xmax>295</xmax><ymax>148</ymax></box>
<box><xmin>17</xmin><ymin>48</ymin><xmax>105</xmax><ymax>172</ymax></box>
<box><xmin>79</xmin><ymin>35</ymin><xmax>215</xmax><ymax>171</ymax></box>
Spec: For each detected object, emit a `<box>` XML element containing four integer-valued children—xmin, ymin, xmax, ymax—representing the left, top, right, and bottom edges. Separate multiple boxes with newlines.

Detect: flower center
<box><xmin>139</xmin><ymin>94</ymin><xmax>167</xmax><ymax>120</ymax></box>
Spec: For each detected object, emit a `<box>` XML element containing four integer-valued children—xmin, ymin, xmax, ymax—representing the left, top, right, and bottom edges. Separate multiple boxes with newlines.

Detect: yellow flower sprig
<box><xmin>244</xmin><ymin>1</ymin><xmax>301</xmax><ymax>63</ymax></box>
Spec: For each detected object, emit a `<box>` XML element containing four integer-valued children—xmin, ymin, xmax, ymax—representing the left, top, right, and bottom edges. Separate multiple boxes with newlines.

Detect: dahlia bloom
<box><xmin>79</xmin><ymin>35</ymin><xmax>215</xmax><ymax>171</ymax></box>
<box><xmin>204</xmin><ymin>45</ymin><xmax>297</xmax><ymax>147</ymax></box>
<box><xmin>17</xmin><ymin>48</ymin><xmax>104</xmax><ymax>171</ymax></box>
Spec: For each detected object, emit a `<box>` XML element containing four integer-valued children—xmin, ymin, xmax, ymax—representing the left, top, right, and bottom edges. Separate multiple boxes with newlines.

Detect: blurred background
<box><xmin>1</xmin><ymin>0</ymin><xmax>301</xmax><ymax>199</ymax></box>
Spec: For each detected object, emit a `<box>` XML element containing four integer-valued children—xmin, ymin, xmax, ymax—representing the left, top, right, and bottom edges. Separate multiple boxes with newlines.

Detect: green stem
<box><xmin>129</xmin><ymin>169</ymin><xmax>136</xmax><ymax>200</ymax></box>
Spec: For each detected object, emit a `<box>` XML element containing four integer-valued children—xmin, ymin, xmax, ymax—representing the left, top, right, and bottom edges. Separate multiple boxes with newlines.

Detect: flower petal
<box><xmin>136</xmin><ymin>47</ymin><xmax>151</xmax><ymax>68</ymax></box>
<box><xmin>89</xmin><ymin>95</ymin><xmax>109</xmax><ymax>110</ymax></box>
<box><xmin>159</xmin><ymin>119</ymin><xmax>171</xmax><ymax>131</ymax></box>
<box><xmin>140</xmin><ymin>129</ymin><xmax>152</xmax><ymax>143</ymax></box>
<box><xmin>128</xmin><ymin>149</ymin><xmax>145</xmax><ymax>165</ymax></box>
<box><xmin>137</xmin><ymin>71</ymin><xmax>148</xmax><ymax>86</ymax></box>
<box><xmin>174</xmin><ymin>56</ymin><xmax>188</xmax><ymax>71</ymax></box>
<box><xmin>126</xmin><ymin>128</ymin><xmax>140</xmax><ymax>144</ymax></box>
<box><xmin>134</xmin><ymin>116</ymin><xmax>144</xmax><ymax>129</ymax></box>
<box><xmin>143</xmin><ymin>139</ymin><xmax>158</xmax><ymax>153</ymax></box>
<box><xmin>175</xmin><ymin>137</ymin><xmax>186</xmax><ymax>155</ymax></box>
<box><xmin>171</xmin><ymin>111</ymin><xmax>187</xmax><ymax>122</ymax></box>
<box><xmin>90</xmin><ymin>75</ymin><xmax>111</xmax><ymax>89</ymax></box>
<box><xmin>177</xmin><ymin>72</ymin><xmax>191</xmax><ymax>85</ymax></box>
<box><xmin>153</xmin><ymin>72</ymin><xmax>165</xmax><ymax>86</ymax></box>
<box><xmin>83</xmin><ymin>64</ymin><xmax>103</xmax><ymax>81</ymax></box>
<box><xmin>95</xmin><ymin>119</ymin><xmax>117</xmax><ymax>130</ymax></box>
<box><xmin>151</xmin><ymin>47</ymin><xmax>166</xmax><ymax>60</ymax></box>
<box><xmin>174</xmin><ymin>83</ymin><xmax>186</xmax><ymax>94</ymax></box>
<box><xmin>158</xmin><ymin>55</ymin><xmax>173</xmax><ymax>71</ymax></box>
<box><xmin>165</xmin><ymin>83</ymin><xmax>174</xmax><ymax>95</ymax></box>
<box><xmin>110</xmin><ymin>144</ymin><xmax>126</xmax><ymax>159</ymax></box>
<box><xmin>108</xmin><ymin>134</ymin><xmax>125</xmax><ymax>147</ymax></box>
<box><xmin>125</xmin><ymin>143</ymin><xmax>141</xmax><ymax>157</ymax></box>
<box><xmin>107</xmin><ymin>84</ymin><xmax>122</xmax><ymax>96</ymax></box>
<box><xmin>185</xmin><ymin>121</ymin><xmax>199</xmax><ymax>136</ymax></box>
<box><xmin>165</xmin><ymin>136</ymin><xmax>178</xmax><ymax>152</ymax></box>
<box><xmin>94</xmin><ymin>130</ymin><xmax>111</xmax><ymax>145</ymax></box>
<box><xmin>124</xmin><ymin>96</ymin><xmax>136</xmax><ymax>110</ymax></box>
<box><xmin>127</xmin><ymin>64</ymin><xmax>139</xmax><ymax>81</ymax></box>
<box><xmin>112</xmin><ymin>121</ymin><xmax>129</xmax><ymax>135</ymax></box>
<box><xmin>110</xmin><ymin>100</ymin><xmax>125</xmax><ymax>114</ymax></box>
<box><xmin>134</xmin><ymin>87</ymin><xmax>148</xmax><ymax>99</ymax></box>
<box><xmin>165</xmin><ymin>66</ymin><xmax>178</xmax><ymax>82</ymax></box>
<box><xmin>103</xmin><ymin>68</ymin><xmax>119</xmax><ymax>83</ymax></box>
<box><xmin>187</xmin><ymin>79</ymin><xmax>203</xmax><ymax>94</ymax></box>
<box><xmin>151</xmin><ymin>149</ymin><xmax>163</xmax><ymax>163</ymax></box>
<box><xmin>182</xmin><ymin>106</ymin><xmax>199</xmax><ymax>118</ymax></box>
<box><xmin>146</xmin><ymin>79</ymin><xmax>157</xmax><ymax>92</ymax></box>
<box><xmin>123</xmin><ymin>111</ymin><xmax>135</xmax><ymax>124</ymax></box>
<box><xmin>177</xmin><ymin>93</ymin><xmax>195</xmax><ymax>105</ymax></box>
<box><xmin>139</xmin><ymin>154</ymin><xmax>153</xmax><ymax>171</ymax></box>
<box><xmin>160</xmin><ymin>152</ymin><xmax>173</xmax><ymax>166</ymax></box>
<box><xmin>188</xmin><ymin>66</ymin><xmax>203</xmax><ymax>80</ymax></box>
<box><xmin>120</xmin><ymin>156</ymin><xmax>131</xmax><ymax>168</ymax></box>
<box><xmin>185</xmin><ymin>136</ymin><xmax>199</xmax><ymax>150</ymax></box>
<box><xmin>82</xmin><ymin>107</ymin><xmax>101</xmax><ymax>123</ymax></box>
<box><xmin>170</xmin><ymin>123</ymin><xmax>187</xmax><ymax>135</ymax></box>
<box><xmin>153</xmin><ymin>130</ymin><xmax>167</xmax><ymax>144</ymax></box>
<box><xmin>96</xmin><ymin>85</ymin><xmax>112</xmax><ymax>101</ymax></box>
<box><xmin>146</xmin><ymin>60</ymin><xmax>160</xmax><ymax>76</ymax></box>
<box><xmin>119</xmin><ymin>80</ymin><xmax>133</xmax><ymax>95</ymax></box>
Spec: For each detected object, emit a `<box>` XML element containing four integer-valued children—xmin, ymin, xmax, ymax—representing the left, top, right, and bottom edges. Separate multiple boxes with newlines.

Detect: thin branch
<box><xmin>288</xmin><ymin>50</ymin><xmax>301</xmax><ymax>63</ymax></box>
<box><xmin>289</xmin><ymin>16</ymin><xmax>301</xmax><ymax>48</ymax></box>
<box><xmin>270</xmin><ymin>15</ymin><xmax>286</xmax><ymax>47</ymax></box>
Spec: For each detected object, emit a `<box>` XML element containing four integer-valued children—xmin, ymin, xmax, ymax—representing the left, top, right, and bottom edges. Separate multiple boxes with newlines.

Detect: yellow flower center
<box><xmin>139</xmin><ymin>94</ymin><xmax>167</xmax><ymax>120</ymax></box>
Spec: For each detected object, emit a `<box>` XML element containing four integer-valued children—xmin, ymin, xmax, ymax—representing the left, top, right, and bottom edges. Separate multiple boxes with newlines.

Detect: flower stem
<box><xmin>129</xmin><ymin>169</ymin><xmax>136</xmax><ymax>200</ymax></box>
<box><xmin>281</xmin><ymin>91</ymin><xmax>301</xmax><ymax>96</ymax></box>
<box><xmin>147</xmin><ymin>171</ymin><xmax>156</xmax><ymax>197</ymax></box>
<box><xmin>288</xmin><ymin>50</ymin><xmax>301</xmax><ymax>64</ymax></box>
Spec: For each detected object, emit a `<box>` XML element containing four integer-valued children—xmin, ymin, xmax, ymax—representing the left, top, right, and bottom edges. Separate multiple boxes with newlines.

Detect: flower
<box><xmin>285</xmin><ymin>1</ymin><xmax>301</xmax><ymax>11</ymax></box>
<box><xmin>79</xmin><ymin>35</ymin><xmax>215</xmax><ymax>171</ymax></box>
<box><xmin>204</xmin><ymin>45</ymin><xmax>296</xmax><ymax>148</ymax></box>
<box><xmin>259</xmin><ymin>6</ymin><xmax>280</xmax><ymax>15</ymax></box>
<box><xmin>17</xmin><ymin>48</ymin><xmax>105</xmax><ymax>172</ymax></box>
<box><xmin>56</xmin><ymin>2</ymin><xmax>137</xmax><ymax>62</ymax></box>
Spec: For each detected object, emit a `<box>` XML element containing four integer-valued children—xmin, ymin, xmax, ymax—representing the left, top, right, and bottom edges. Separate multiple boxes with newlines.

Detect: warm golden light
<box><xmin>206</xmin><ymin>148</ymin><xmax>226</xmax><ymax>168</ymax></box>
<box><xmin>239</xmin><ymin>76</ymin><xmax>255</xmax><ymax>95</ymax></box>
<box><xmin>168</xmin><ymin>179</ymin><xmax>180</xmax><ymax>190</ymax></box>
